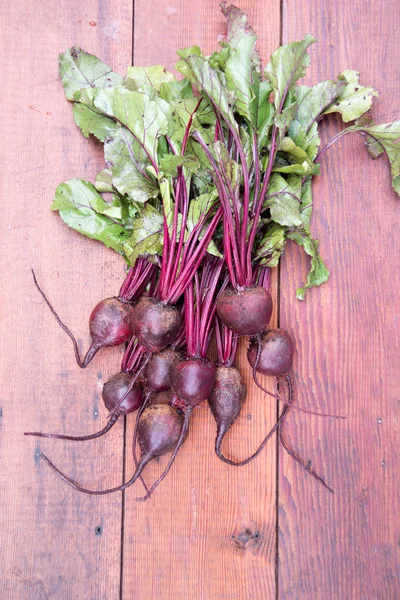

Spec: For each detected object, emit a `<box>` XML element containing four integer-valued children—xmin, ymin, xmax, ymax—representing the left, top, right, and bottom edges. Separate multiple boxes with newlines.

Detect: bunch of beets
<box><xmin>26</xmin><ymin>3</ymin><xmax>399</xmax><ymax>498</ymax></box>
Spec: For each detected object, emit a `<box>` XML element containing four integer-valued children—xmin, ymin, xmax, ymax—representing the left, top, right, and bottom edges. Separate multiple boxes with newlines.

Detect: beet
<box><xmin>82</xmin><ymin>298</ymin><xmax>133</xmax><ymax>367</ymax></box>
<box><xmin>216</xmin><ymin>286</ymin><xmax>273</xmax><ymax>335</ymax></box>
<box><xmin>102</xmin><ymin>372</ymin><xmax>144</xmax><ymax>415</ymax></box>
<box><xmin>40</xmin><ymin>404</ymin><xmax>185</xmax><ymax>495</ymax></box>
<box><xmin>247</xmin><ymin>329</ymin><xmax>295</xmax><ymax>376</ymax></box>
<box><xmin>131</xmin><ymin>297</ymin><xmax>182</xmax><ymax>353</ymax></box>
<box><xmin>31</xmin><ymin>270</ymin><xmax>133</xmax><ymax>368</ymax></box>
<box><xmin>208</xmin><ymin>366</ymin><xmax>247</xmax><ymax>457</ymax></box>
<box><xmin>24</xmin><ymin>372</ymin><xmax>144</xmax><ymax>442</ymax></box>
<box><xmin>144</xmin><ymin>348</ymin><xmax>181</xmax><ymax>392</ymax></box>
<box><xmin>171</xmin><ymin>358</ymin><xmax>216</xmax><ymax>407</ymax></box>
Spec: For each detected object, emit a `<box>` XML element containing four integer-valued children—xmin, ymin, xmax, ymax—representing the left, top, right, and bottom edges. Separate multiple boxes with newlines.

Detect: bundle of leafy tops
<box><xmin>26</xmin><ymin>3</ymin><xmax>400</xmax><ymax>498</ymax></box>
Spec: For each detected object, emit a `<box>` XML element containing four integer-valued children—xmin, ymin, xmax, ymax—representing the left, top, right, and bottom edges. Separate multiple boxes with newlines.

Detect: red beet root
<box><xmin>171</xmin><ymin>358</ymin><xmax>216</xmax><ymax>407</ymax></box>
<box><xmin>82</xmin><ymin>298</ymin><xmax>133</xmax><ymax>367</ymax></box>
<box><xmin>31</xmin><ymin>270</ymin><xmax>133</xmax><ymax>368</ymax></box>
<box><xmin>216</xmin><ymin>286</ymin><xmax>273</xmax><ymax>335</ymax></box>
<box><xmin>208</xmin><ymin>366</ymin><xmax>247</xmax><ymax>458</ymax></box>
<box><xmin>144</xmin><ymin>348</ymin><xmax>181</xmax><ymax>392</ymax></box>
<box><xmin>247</xmin><ymin>329</ymin><xmax>295</xmax><ymax>376</ymax></box>
<box><xmin>40</xmin><ymin>404</ymin><xmax>185</xmax><ymax>495</ymax></box>
<box><xmin>131</xmin><ymin>297</ymin><xmax>182</xmax><ymax>353</ymax></box>
<box><xmin>102</xmin><ymin>372</ymin><xmax>144</xmax><ymax>415</ymax></box>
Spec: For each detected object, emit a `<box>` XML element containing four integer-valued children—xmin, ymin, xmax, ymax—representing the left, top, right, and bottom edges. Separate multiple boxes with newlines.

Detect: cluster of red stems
<box><xmin>27</xmin><ymin>179</ymin><xmax>343</xmax><ymax>498</ymax></box>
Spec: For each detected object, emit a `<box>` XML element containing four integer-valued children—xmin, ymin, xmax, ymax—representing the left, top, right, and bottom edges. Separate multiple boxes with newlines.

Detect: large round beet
<box><xmin>208</xmin><ymin>366</ymin><xmax>247</xmax><ymax>434</ymax></box>
<box><xmin>247</xmin><ymin>329</ymin><xmax>294</xmax><ymax>376</ymax></box>
<box><xmin>216</xmin><ymin>286</ymin><xmax>273</xmax><ymax>335</ymax></box>
<box><xmin>171</xmin><ymin>358</ymin><xmax>216</xmax><ymax>407</ymax></box>
<box><xmin>102</xmin><ymin>372</ymin><xmax>144</xmax><ymax>415</ymax></box>
<box><xmin>138</xmin><ymin>404</ymin><xmax>183</xmax><ymax>457</ymax></box>
<box><xmin>131</xmin><ymin>297</ymin><xmax>182</xmax><ymax>353</ymax></box>
<box><xmin>145</xmin><ymin>348</ymin><xmax>181</xmax><ymax>392</ymax></box>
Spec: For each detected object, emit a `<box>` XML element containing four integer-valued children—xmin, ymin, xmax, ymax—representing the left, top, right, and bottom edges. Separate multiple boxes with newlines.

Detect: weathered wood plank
<box><xmin>278</xmin><ymin>1</ymin><xmax>400</xmax><ymax>597</ymax></box>
<box><xmin>123</xmin><ymin>2</ymin><xmax>281</xmax><ymax>599</ymax></box>
<box><xmin>0</xmin><ymin>2</ymin><xmax>132</xmax><ymax>598</ymax></box>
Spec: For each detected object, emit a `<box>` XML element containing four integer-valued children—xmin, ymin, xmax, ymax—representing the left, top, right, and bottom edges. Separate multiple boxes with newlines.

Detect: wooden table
<box><xmin>1</xmin><ymin>1</ymin><xmax>399</xmax><ymax>598</ymax></box>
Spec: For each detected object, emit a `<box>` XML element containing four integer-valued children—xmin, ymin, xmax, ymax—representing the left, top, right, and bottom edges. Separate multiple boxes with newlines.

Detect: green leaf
<box><xmin>298</xmin><ymin>176</ymin><xmax>313</xmax><ymax>231</ymax></box>
<box><xmin>288</xmin><ymin>119</ymin><xmax>320</xmax><ymax>160</ymax></box>
<box><xmin>187</xmin><ymin>191</ymin><xmax>222</xmax><ymax>257</ymax></box>
<box><xmin>160</xmin><ymin>155</ymin><xmax>200</xmax><ymax>177</ymax></box>
<box><xmin>212</xmin><ymin>141</ymin><xmax>242</xmax><ymax>195</ymax></box>
<box><xmin>265</xmin><ymin>173</ymin><xmax>303</xmax><ymax>227</ymax></box>
<box><xmin>126</xmin><ymin>65</ymin><xmax>175</xmax><ymax>92</ymax></box>
<box><xmin>295</xmin><ymin>78</ymin><xmax>347</xmax><ymax>131</ymax></box>
<box><xmin>256</xmin><ymin>222</ymin><xmax>287</xmax><ymax>267</ymax></box>
<box><xmin>59</xmin><ymin>47</ymin><xmax>124</xmax><ymax>101</ymax></box>
<box><xmin>73</xmin><ymin>103</ymin><xmax>118</xmax><ymax>141</ymax></box>
<box><xmin>265</xmin><ymin>35</ymin><xmax>316</xmax><ymax>109</ymax></box>
<box><xmin>52</xmin><ymin>179</ymin><xmax>130</xmax><ymax>254</ymax></box>
<box><xmin>278</xmin><ymin>136</ymin><xmax>314</xmax><ymax>163</ymax></box>
<box><xmin>95</xmin><ymin>169</ymin><xmax>114</xmax><ymax>193</ymax></box>
<box><xmin>287</xmin><ymin>231</ymin><xmax>329</xmax><ymax>299</ymax></box>
<box><xmin>323</xmin><ymin>70</ymin><xmax>378</xmax><ymax>123</ymax></box>
<box><xmin>224</xmin><ymin>36</ymin><xmax>257</xmax><ymax>122</ymax></box>
<box><xmin>253</xmin><ymin>79</ymin><xmax>274</xmax><ymax>149</ymax></box>
<box><xmin>220</xmin><ymin>2</ymin><xmax>261</xmax><ymax>73</ymax></box>
<box><xmin>159</xmin><ymin>78</ymin><xmax>194</xmax><ymax>102</ymax></box>
<box><xmin>75</xmin><ymin>87</ymin><xmax>169</xmax><ymax>163</ymax></box>
<box><xmin>123</xmin><ymin>204</ymin><xmax>164</xmax><ymax>264</ymax></box>
<box><xmin>275</xmin><ymin>101</ymin><xmax>298</xmax><ymax>140</ymax></box>
<box><xmin>176</xmin><ymin>48</ymin><xmax>237</xmax><ymax>132</ymax></box>
<box><xmin>104</xmin><ymin>128</ymin><xmax>160</xmax><ymax>202</ymax></box>
<box><xmin>359</xmin><ymin>121</ymin><xmax>400</xmax><ymax>194</ymax></box>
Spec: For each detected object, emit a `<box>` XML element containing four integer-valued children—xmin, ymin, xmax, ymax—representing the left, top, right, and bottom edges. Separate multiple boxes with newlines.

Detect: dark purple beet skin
<box><xmin>102</xmin><ymin>372</ymin><xmax>144</xmax><ymax>415</ymax></box>
<box><xmin>138</xmin><ymin>404</ymin><xmax>183</xmax><ymax>457</ymax></box>
<box><xmin>131</xmin><ymin>297</ymin><xmax>182</xmax><ymax>353</ymax></box>
<box><xmin>171</xmin><ymin>358</ymin><xmax>217</xmax><ymax>407</ymax></box>
<box><xmin>144</xmin><ymin>348</ymin><xmax>181</xmax><ymax>392</ymax></box>
<box><xmin>216</xmin><ymin>286</ymin><xmax>273</xmax><ymax>335</ymax></box>
<box><xmin>90</xmin><ymin>298</ymin><xmax>133</xmax><ymax>347</ymax></box>
<box><xmin>247</xmin><ymin>329</ymin><xmax>295</xmax><ymax>376</ymax></box>
<box><xmin>208</xmin><ymin>366</ymin><xmax>247</xmax><ymax>434</ymax></box>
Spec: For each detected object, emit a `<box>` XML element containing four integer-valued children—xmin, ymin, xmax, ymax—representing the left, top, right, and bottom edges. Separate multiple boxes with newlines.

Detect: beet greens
<box><xmin>27</xmin><ymin>3</ymin><xmax>400</xmax><ymax>500</ymax></box>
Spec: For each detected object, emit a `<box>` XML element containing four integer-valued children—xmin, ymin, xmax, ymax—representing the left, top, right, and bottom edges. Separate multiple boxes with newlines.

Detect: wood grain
<box><xmin>122</xmin><ymin>2</ymin><xmax>281</xmax><ymax>599</ymax></box>
<box><xmin>278</xmin><ymin>0</ymin><xmax>400</xmax><ymax>597</ymax></box>
<box><xmin>2</xmin><ymin>1</ymin><xmax>399</xmax><ymax>599</ymax></box>
<box><xmin>0</xmin><ymin>1</ymin><xmax>132</xmax><ymax>598</ymax></box>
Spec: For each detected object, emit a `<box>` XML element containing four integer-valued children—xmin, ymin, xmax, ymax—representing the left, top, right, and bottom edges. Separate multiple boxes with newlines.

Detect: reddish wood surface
<box><xmin>0</xmin><ymin>1</ymin><xmax>132</xmax><ymax>598</ymax></box>
<box><xmin>1</xmin><ymin>0</ymin><xmax>399</xmax><ymax>599</ymax></box>
<box><xmin>123</xmin><ymin>3</ymin><xmax>280</xmax><ymax>599</ymax></box>
<box><xmin>278</xmin><ymin>0</ymin><xmax>400</xmax><ymax>598</ymax></box>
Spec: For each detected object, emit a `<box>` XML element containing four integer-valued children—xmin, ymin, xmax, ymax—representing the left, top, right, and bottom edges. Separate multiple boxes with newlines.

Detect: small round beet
<box><xmin>138</xmin><ymin>404</ymin><xmax>183</xmax><ymax>457</ymax></box>
<box><xmin>30</xmin><ymin>271</ymin><xmax>133</xmax><ymax>369</ymax></box>
<box><xmin>81</xmin><ymin>298</ymin><xmax>133</xmax><ymax>367</ymax></box>
<box><xmin>145</xmin><ymin>348</ymin><xmax>181</xmax><ymax>392</ymax></box>
<box><xmin>102</xmin><ymin>372</ymin><xmax>144</xmax><ymax>416</ymax></box>
<box><xmin>131</xmin><ymin>297</ymin><xmax>182</xmax><ymax>353</ymax></box>
<box><xmin>39</xmin><ymin>404</ymin><xmax>185</xmax><ymax>496</ymax></box>
<box><xmin>247</xmin><ymin>329</ymin><xmax>295</xmax><ymax>376</ymax></box>
<box><xmin>208</xmin><ymin>366</ymin><xmax>247</xmax><ymax>436</ymax></box>
<box><xmin>171</xmin><ymin>358</ymin><xmax>216</xmax><ymax>407</ymax></box>
<box><xmin>216</xmin><ymin>286</ymin><xmax>273</xmax><ymax>335</ymax></box>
